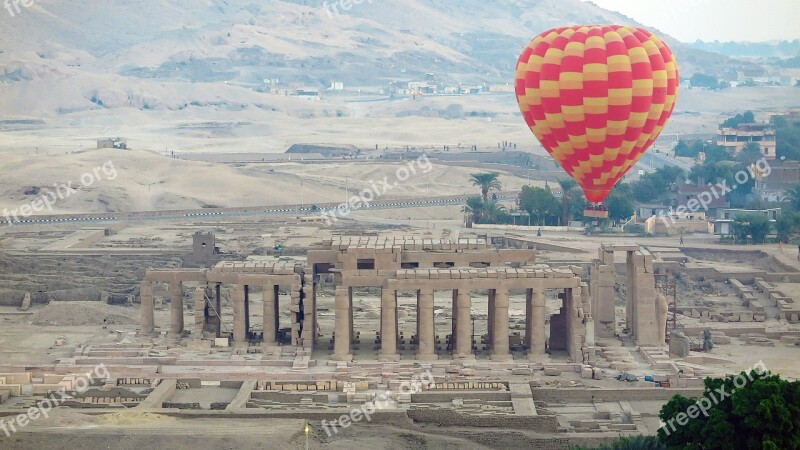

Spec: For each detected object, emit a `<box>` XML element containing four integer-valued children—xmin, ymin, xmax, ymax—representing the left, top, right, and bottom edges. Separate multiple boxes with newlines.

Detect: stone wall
<box><xmin>406</xmin><ymin>407</ymin><xmax>559</xmax><ymax>432</ymax></box>
<box><xmin>532</xmin><ymin>387</ymin><xmax>704</xmax><ymax>402</ymax></box>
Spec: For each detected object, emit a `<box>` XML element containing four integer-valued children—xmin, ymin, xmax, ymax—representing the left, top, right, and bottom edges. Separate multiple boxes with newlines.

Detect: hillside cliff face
<box><xmin>0</xmin><ymin>0</ymin><xmax>725</xmax><ymax>116</ymax></box>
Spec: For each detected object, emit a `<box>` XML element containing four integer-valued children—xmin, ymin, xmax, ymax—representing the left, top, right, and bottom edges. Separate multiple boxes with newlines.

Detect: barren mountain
<box><xmin>0</xmin><ymin>0</ymin><xmax>734</xmax><ymax>117</ymax></box>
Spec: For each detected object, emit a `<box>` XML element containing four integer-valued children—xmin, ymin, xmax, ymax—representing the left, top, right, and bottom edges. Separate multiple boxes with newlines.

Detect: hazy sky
<box><xmin>584</xmin><ymin>0</ymin><xmax>799</xmax><ymax>42</ymax></box>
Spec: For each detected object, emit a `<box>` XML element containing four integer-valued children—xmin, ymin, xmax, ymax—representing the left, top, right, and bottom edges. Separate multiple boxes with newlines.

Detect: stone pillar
<box><xmin>263</xmin><ymin>285</ymin><xmax>278</xmax><ymax>346</ymax></box>
<box><xmin>491</xmin><ymin>287</ymin><xmax>511</xmax><ymax>360</ymax></box>
<box><xmin>626</xmin><ymin>251</ymin><xmax>635</xmax><ymax>333</ymax></box>
<box><xmin>232</xmin><ymin>284</ymin><xmax>247</xmax><ymax>344</ymax></box>
<box><xmin>380</xmin><ymin>288</ymin><xmax>399</xmax><ymax>360</ymax></box>
<box><xmin>529</xmin><ymin>288</ymin><xmax>547</xmax><ymax>358</ymax></box>
<box><xmin>455</xmin><ymin>288</ymin><xmax>473</xmax><ymax>358</ymax></box>
<box><xmin>451</xmin><ymin>289</ymin><xmax>458</xmax><ymax>352</ymax></box>
<box><xmin>140</xmin><ymin>281</ymin><xmax>154</xmax><ymax>335</ymax></box>
<box><xmin>213</xmin><ymin>284</ymin><xmax>222</xmax><ymax>337</ymax></box>
<box><xmin>417</xmin><ymin>288</ymin><xmax>437</xmax><ymax>359</ymax></box>
<box><xmin>244</xmin><ymin>285</ymin><xmax>251</xmax><ymax>338</ymax></box>
<box><xmin>525</xmin><ymin>289</ymin><xmax>533</xmax><ymax>349</ymax></box>
<box><xmin>487</xmin><ymin>289</ymin><xmax>495</xmax><ymax>349</ymax></box>
<box><xmin>591</xmin><ymin>250</ymin><xmax>617</xmax><ymax>338</ymax></box>
<box><xmin>332</xmin><ymin>286</ymin><xmax>352</xmax><ymax>361</ymax></box>
<box><xmin>194</xmin><ymin>286</ymin><xmax>206</xmax><ymax>335</ymax></box>
<box><xmin>633</xmin><ymin>250</ymin><xmax>660</xmax><ymax>346</ymax></box>
<box><xmin>656</xmin><ymin>293</ymin><xmax>669</xmax><ymax>346</ymax></box>
<box><xmin>300</xmin><ymin>273</ymin><xmax>316</xmax><ymax>348</ymax></box>
<box><xmin>169</xmin><ymin>281</ymin><xmax>184</xmax><ymax>337</ymax></box>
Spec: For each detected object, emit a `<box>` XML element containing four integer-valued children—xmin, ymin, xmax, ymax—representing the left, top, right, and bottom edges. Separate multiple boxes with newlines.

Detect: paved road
<box><xmin>0</xmin><ymin>193</ymin><xmax>519</xmax><ymax>227</ymax></box>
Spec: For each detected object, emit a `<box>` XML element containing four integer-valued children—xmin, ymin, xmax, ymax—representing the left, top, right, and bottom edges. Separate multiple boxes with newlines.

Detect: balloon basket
<box><xmin>584</xmin><ymin>209</ymin><xmax>609</xmax><ymax>219</ymax></box>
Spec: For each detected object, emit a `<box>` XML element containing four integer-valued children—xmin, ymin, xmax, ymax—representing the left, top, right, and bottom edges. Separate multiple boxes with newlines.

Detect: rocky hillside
<box><xmin>0</xmin><ymin>0</ymin><xmax>737</xmax><ymax>117</ymax></box>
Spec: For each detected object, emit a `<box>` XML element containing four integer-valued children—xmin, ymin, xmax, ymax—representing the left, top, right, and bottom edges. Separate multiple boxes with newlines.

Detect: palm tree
<box><xmin>470</xmin><ymin>173</ymin><xmax>502</xmax><ymax>203</ymax></box>
<box><xmin>557</xmin><ymin>178</ymin><xmax>578</xmax><ymax>226</ymax></box>
<box><xmin>483</xmin><ymin>199</ymin><xmax>507</xmax><ymax>224</ymax></box>
<box><xmin>463</xmin><ymin>196</ymin><xmax>484</xmax><ymax>225</ymax></box>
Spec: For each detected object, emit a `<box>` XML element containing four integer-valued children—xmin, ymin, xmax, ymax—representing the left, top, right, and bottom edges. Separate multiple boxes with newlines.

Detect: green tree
<box><xmin>482</xmin><ymin>199</ymin><xmax>507</xmax><ymax>224</ymax></box>
<box><xmin>773</xmin><ymin>115</ymin><xmax>800</xmax><ymax>161</ymax></box>
<box><xmin>658</xmin><ymin>370</ymin><xmax>800</xmax><ymax>450</ymax></box>
<box><xmin>463</xmin><ymin>196</ymin><xmax>484</xmax><ymax>225</ymax></box>
<box><xmin>776</xmin><ymin>212</ymin><xmax>800</xmax><ymax>243</ymax></box>
<box><xmin>736</xmin><ymin>142</ymin><xmax>763</xmax><ymax>163</ymax></box>
<box><xmin>674</xmin><ymin>140</ymin><xmax>693</xmax><ymax>157</ymax></box>
<box><xmin>784</xmin><ymin>182</ymin><xmax>800</xmax><ymax>213</ymax></box>
<box><xmin>632</xmin><ymin>166</ymin><xmax>686</xmax><ymax>203</ymax></box>
<box><xmin>731</xmin><ymin>213</ymin><xmax>771</xmax><ymax>244</ymax></box>
<box><xmin>470</xmin><ymin>173</ymin><xmax>502</xmax><ymax>203</ymax></box>
<box><xmin>558</xmin><ymin>178</ymin><xmax>579</xmax><ymax>225</ymax></box>
<box><xmin>721</xmin><ymin>111</ymin><xmax>755</xmax><ymax>128</ymax></box>
<box><xmin>518</xmin><ymin>186</ymin><xmax>560</xmax><ymax>225</ymax></box>
<box><xmin>607</xmin><ymin>187</ymin><xmax>635</xmax><ymax>224</ymax></box>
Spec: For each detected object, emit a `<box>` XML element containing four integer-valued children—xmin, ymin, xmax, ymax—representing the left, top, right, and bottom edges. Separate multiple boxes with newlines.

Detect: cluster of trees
<box><xmin>631</xmin><ymin>166</ymin><xmax>686</xmax><ymax>203</ymax></box>
<box><xmin>721</xmin><ymin>111</ymin><xmax>756</xmax><ymax>128</ymax></box>
<box><xmin>690</xmin><ymin>73</ymin><xmax>729</xmax><ymax>90</ymax></box>
<box><xmin>777</xmin><ymin>183</ymin><xmax>800</xmax><ymax>243</ymax></box>
<box><xmin>572</xmin><ymin>371</ymin><xmax>800</xmax><ymax>450</ymax></box>
<box><xmin>463</xmin><ymin>173</ymin><xmax>506</xmax><ymax>225</ymax></box>
<box><xmin>773</xmin><ymin>115</ymin><xmax>800</xmax><ymax>161</ymax></box>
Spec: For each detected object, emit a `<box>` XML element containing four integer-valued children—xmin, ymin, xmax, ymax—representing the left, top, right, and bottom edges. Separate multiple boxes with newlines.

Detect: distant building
<box><xmin>717</xmin><ymin>123</ymin><xmax>776</xmax><ymax>160</ymax></box>
<box><xmin>677</xmin><ymin>184</ymin><xmax>731</xmax><ymax>218</ymax></box>
<box><xmin>637</xmin><ymin>204</ymin><xmax>671</xmax><ymax>219</ymax></box>
<box><xmin>327</xmin><ymin>81</ymin><xmax>344</xmax><ymax>91</ymax></box>
<box><xmin>295</xmin><ymin>89</ymin><xmax>320</xmax><ymax>100</ymax></box>
<box><xmin>754</xmin><ymin>159</ymin><xmax>800</xmax><ymax>202</ymax></box>
<box><xmin>97</xmin><ymin>138</ymin><xmax>127</xmax><ymax>150</ymax></box>
<box><xmin>644</xmin><ymin>211</ymin><xmax>711</xmax><ymax>236</ymax></box>
<box><xmin>713</xmin><ymin>208</ymin><xmax>781</xmax><ymax>235</ymax></box>
<box><xmin>186</xmin><ymin>231</ymin><xmax>220</xmax><ymax>264</ymax></box>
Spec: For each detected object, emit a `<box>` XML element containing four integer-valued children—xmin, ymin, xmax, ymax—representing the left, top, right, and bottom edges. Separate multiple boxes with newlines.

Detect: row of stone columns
<box><xmin>329</xmin><ymin>287</ymin><xmax>552</xmax><ymax>361</ymax></box>
<box><xmin>140</xmin><ymin>281</ymin><xmax>281</xmax><ymax>348</ymax></box>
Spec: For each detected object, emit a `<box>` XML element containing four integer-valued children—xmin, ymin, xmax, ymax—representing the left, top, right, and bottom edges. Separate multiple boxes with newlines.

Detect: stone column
<box><xmin>213</xmin><ymin>284</ymin><xmax>222</xmax><ymax>337</ymax></box>
<box><xmin>263</xmin><ymin>285</ymin><xmax>278</xmax><ymax>346</ymax></box>
<box><xmin>169</xmin><ymin>281</ymin><xmax>184</xmax><ymax>337</ymax></box>
<box><xmin>244</xmin><ymin>285</ymin><xmax>251</xmax><ymax>338</ymax></box>
<box><xmin>626</xmin><ymin>251</ymin><xmax>635</xmax><ymax>333</ymax></box>
<box><xmin>140</xmin><ymin>281</ymin><xmax>154</xmax><ymax>335</ymax></box>
<box><xmin>194</xmin><ymin>286</ymin><xmax>206</xmax><ymax>335</ymax></box>
<box><xmin>525</xmin><ymin>289</ymin><xmax>533</xmax><ymax>349</ymax></box>
<box><xmin>487</xmin><ymin>289</ymin><xmax>495</xmax><ymax>349</ymax></box>
<box><xmin>417</xmin><ymin>288</ymin><xmax>437</xmax><ymax>359</ymax></box>
<box><xmin>455</xmin><ymin>288</ymin><xmax>473</xmax><ymax>358</ymax></box>
<box><xmin>529</xmin><ymin>288</ymin><xmax>547</xmax><ymax>358</ymax></box>
<box><xmin>332</xmin><ymin>286</ymin><xmax>352</xmax><ymax>361</ymax></box>
<box><xmin>380</xmin><ymin>288</ymin><xmax>399</xmax><ymax>360</ymax></box>
<box><xmin>491</xmin><ymin>287</ymin><xmax>511</xmax><ymax>360</ymax></box>
<box><xmin>232</xmin><ymin>284</ymin><xmax>247</xmax><ymax>344</ymax></box>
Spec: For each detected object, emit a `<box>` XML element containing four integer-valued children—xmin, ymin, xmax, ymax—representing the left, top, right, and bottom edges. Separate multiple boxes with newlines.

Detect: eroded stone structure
<box><xmin>590</xmin><ymin>244</ymin><xmax>666</xmax><ymax>346</ymax></box>
<box><xmin>139</xmin><ymin>238</ymin><xmax>664</xmax><ymax>363</ymax></box>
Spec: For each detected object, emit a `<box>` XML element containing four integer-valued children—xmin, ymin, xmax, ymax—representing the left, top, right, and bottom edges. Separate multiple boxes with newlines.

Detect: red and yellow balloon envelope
<box><xmin>515</xmin><ymin>25</ymin><xmax>678</xmax><ymax>218</ymax></box>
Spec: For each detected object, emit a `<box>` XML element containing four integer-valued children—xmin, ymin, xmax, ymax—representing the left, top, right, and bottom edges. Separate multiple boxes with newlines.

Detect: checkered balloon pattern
<box><xmin>515</xmin><ymin>25</ymin><xmax>679</xmax><ymax>202</ymax></box>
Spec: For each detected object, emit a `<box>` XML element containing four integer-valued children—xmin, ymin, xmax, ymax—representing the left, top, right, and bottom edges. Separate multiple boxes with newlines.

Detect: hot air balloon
<box><xmin>515</xmin><ymin>25</ymin><xmax>678</xmax><ymax>219</ymax></box>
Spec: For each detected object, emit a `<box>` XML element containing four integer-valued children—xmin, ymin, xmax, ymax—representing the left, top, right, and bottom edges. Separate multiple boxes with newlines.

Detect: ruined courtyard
<box><xmin>1</xmin><ymin>217</ymin><xmax>799</xmax><ymax>449</ymax></box>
